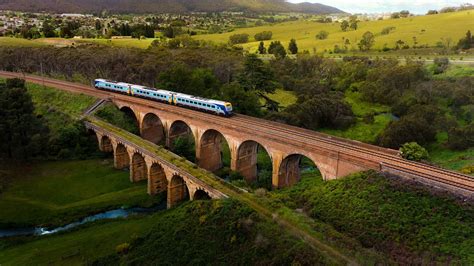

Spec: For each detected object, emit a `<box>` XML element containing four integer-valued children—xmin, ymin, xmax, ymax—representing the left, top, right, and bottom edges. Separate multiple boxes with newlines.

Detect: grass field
<box><xmin>0</xmin><ymin>10</ymin><xmax>472</xmax><ymax>57</ymax></box>
<box><xmin>194</xmin><ymin>10</ymin><xmax>474</xmax><ymax>54</ymax></box>
<box><xmin>268</xmin><ymin>171</ymin><xmax>474</xmax><ymax>264</ymax></box>
<box><xmin>0</xmin><ymin>159</ymin><xmax>152</xmax><ymax>228</ymax></box>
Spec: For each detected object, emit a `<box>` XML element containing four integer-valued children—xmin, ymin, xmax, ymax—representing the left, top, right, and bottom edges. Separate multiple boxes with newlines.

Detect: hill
<box><xmin>0</xmin><ymin>0</ymin><xmax>343</xmax><ymax>14</ymax></box>
<box><xmin>194</xmin><ymin>10</ymin><xmax>474</xmax><ymax>53</ymax></box>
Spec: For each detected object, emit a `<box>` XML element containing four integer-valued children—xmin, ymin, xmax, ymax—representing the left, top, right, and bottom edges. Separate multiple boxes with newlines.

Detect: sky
<box><xmin>286</xmin><ymin>0</ymin><xmax>472</xmax><ymax>14</ymax></box>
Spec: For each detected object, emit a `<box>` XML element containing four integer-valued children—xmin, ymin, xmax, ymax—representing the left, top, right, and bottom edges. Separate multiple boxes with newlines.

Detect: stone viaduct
<box><xmin>110</xmin><ymin>97</ymin><xmax>474</xmax><ymax>196</ymax></box>
<box><xmin>85</xmin><ymin>121</ymin><xmax>227</xmax><ymax>208</ymax></box>
<box><xmin>113</xmin><ymin>98</ymin><xmax>379</xmax><ymax>188</ymax></box>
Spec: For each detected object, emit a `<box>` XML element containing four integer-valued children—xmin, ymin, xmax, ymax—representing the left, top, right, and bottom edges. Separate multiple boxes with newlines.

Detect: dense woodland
<box><xmin>0</xmin><ymin>44</ymin><xmax>473</xmax><ymax>160</ymax></box>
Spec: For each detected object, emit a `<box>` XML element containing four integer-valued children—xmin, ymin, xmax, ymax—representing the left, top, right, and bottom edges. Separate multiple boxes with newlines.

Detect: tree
<box><xmin>340</xmin><ymin>20</ymin><xmax>349</xmax><ymax>31</ymax></box>
<box><xmin>42</xmin><ymin>20</ymin><xmax>56</xmax><ymax>37</ymax></box>
<box><xmin>162</xmin><ymin>26</ymin><xmax>175</xmax><ymax>38</ymax></box>
<box><xmin>378</xmin><ymin>115</ymin><xmax>436</xmax><ymax>148</ymax></box>
<box><xmin>229</xmin><ymin>33</ymin><xmax>249</xmax><ymax>45</ymax></box>
<box><xmin>258</xmin><ymin>41</ymin><xmax>266</xmax><ymax>54</ymax></box>
<box><xmin>237</xmin><ymin>54</ymin><xmax>276</xmax><ymax>94</ymax></box>
<box><xmin>427</xmin><ymin>10</ymin><xmax>438</xmax><ymax>15</ymax></box>
<box><xmin>254</xmin><ymin>31</ymin><xmax>272</xmax><ymax>41</ymax></box>
<box><xmin>288</xmin><ymin>39</ymin><xmax>298</xmax><ymax>54</ymax></box>
<box><xmin>399</xmin><ymin>142</ymin><xmax>429</xmax><ymax>161</ymax></box>
<box><xmin>268</xmin><ymin>41</ymin><xmax>287</xmax><ymax>59</ymax></box>
<box><xmin>358</xmin><ymin>31</ymin><xmax>375</xmax><ymax>51</ymax></box>
<box><xmin>315</xmin><ymin>30</ymin><xmax>329</xmax><ymax>40</ymax></box>
<box><xmin>0</xmin><ymin>79</ymin><xmax>47</xmax><ymax>160</ymax></box>
<box><xmin>457</xmin><ymin>30</ymin><xmax>473</xmax><ymax>50</ymax></box>
<box><xmin>350</xmin><ymin>20</ymin><xmax>358</xmax><ymax>31</ymax></box>
<box><xmin>95</xmin><ymin>19</ymin><xmax>102</xmax><ymax>31</ymax></box>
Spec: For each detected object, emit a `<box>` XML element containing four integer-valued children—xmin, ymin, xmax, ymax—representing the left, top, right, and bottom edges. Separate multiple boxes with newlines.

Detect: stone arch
<box><xmin>277</xmin><ymin>154</ymin><xmax>322</xmax><ymax>188</ymax></box>
<box><xmin>193</xmin><ymin>189</ymin><xmax>211</xmax><ymax>200</ymax></box>
<box><xmin>198</xmin><ymin>129</ymin><xmax>231</xmax><ymax>172</ymax></box>
<box><xmin>141</xmin><ymin>113</ymin><xmax>165</xmax><ymax>145</ymax></box>
<box><xmin>131</xmin><ymin>152</ymin><xmax>147</xmax><ymax>182</ymax></box>
<box><xmin>168</xmin><ymin>120</ymin><xmax>195</xmax><ymax>162</ymax></box>
<box><xmin>168</xmin><ymin>174</ymin><xmax>190</xmax><ymax>208</ymax></box>
<box><xmin>100</xmin><ymin>135</ymin><xmax>113</xmax><ymax>153</ymax></box>
<box><xmin>148</xmin><ymin>163</ymin><xmax>168</xmax><ymax>195</ymax></box>
<box><xmin>114</xmin><ymin>143</ymin><xmax>130</xmax><ymax>169</ymax></box>
<box><xmin>119</xmin><ymin>106</ymin><xmax>138</xmax><ymax>123</ymax></box>
<box><xmin>235</xmin><ymin>140</ymin><xmax>272</xmax><ymax>183</ymax></box>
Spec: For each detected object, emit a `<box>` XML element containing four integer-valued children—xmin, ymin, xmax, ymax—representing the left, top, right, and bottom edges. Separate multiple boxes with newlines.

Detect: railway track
<box><xmin>2</xmin><ymin>71</ymin><xmax>473</xmax><ymax>195</ymax></box>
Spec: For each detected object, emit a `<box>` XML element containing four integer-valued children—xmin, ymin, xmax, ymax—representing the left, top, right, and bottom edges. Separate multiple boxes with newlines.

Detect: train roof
<box><xmin>175</xmin><ymin>93</ymin><xmax>228</xmax><ymax>105</ymax></box>
<box><xmin>95</xmin><ymin>78</ymin><xmax>131</xmax><ymax>86</ymax></box>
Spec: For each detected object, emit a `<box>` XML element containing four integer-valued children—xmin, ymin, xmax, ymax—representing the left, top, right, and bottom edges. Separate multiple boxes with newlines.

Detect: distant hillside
<box><xmin>0</xmin><ymin>0</ymin><xmax>344</xmax><ymax>14</ymax></box>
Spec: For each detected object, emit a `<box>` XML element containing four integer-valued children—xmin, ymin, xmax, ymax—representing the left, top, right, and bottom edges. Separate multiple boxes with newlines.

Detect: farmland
<box><xmin>194</xmin><ymin>10</ymin><xmax>474</xmax><ymax>55</ymax></box>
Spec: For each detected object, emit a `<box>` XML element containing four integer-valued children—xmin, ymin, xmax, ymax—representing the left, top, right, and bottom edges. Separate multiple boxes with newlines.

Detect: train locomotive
<box><xmin>94</xmin><ymin>79</ymin><xmax>233</xmax><ymax>117</ymax></box>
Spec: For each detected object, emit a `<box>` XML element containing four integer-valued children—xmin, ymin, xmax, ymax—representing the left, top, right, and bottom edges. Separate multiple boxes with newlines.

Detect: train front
<box><xmin>224</xmin><ymin>102</ymin><xmax>233</xmax><ymax>116</ymax></box>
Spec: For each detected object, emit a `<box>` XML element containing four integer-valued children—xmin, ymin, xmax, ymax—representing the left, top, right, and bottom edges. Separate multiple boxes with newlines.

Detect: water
<box><xmin>0</xmin><ymin>203</ymin><xmax>166</xmax><ymax>238</ymax></box>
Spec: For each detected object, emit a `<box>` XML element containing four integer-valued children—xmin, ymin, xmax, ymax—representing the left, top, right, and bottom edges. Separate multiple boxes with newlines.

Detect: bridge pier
<box><xmin>233</xmin><ymin>141</ymin><xmax>259</xmax><ymax>182</ymax></box>
<box><xmin>197</xmin><ymin>129</ymin><xmax>226</xmax><ymax>172</ymax></box>
<box><xmin>131</xmin><ymin>152</ymin><xmax>147</xmax><ymax>182</ymax></box>
<box><xmin>114</xmin><ymin>143</ymin><xmax>130</xmax><ymax>169</ymax></box>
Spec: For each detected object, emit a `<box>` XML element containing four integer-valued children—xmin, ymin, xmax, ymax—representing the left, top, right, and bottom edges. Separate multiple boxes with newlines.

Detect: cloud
<box><xmin>286</xmin><ymin>0</ymin><xmax>471</xmax><ymax>14</ymax></box>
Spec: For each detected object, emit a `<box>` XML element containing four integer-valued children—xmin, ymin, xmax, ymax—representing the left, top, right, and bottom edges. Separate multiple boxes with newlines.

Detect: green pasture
<box><xmin>195</xmin><ymin>10</ymin><xmax>474</xmax><ymax>53</ymax></box>
<box><xmin>0</xmin><ymin>159</ymin><xmax>152</xmax><ymax>228</ymax></box>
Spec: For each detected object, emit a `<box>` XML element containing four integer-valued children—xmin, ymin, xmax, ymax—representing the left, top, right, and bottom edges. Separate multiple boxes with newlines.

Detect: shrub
<box><xmin>315</xmin><ymin>30</ymin><xmax>329</xmax><ymax>40</ymax></box>
<box><xmin>461</xmin><ymin>165</ymin><xmax>474</xmax><ymax>175</ymax></box>
<box><xmin>254</xmin><ymin>31</ymin><xmax>272</xmax><ymax>41</ymax></box>
<box><xmin>381</xmin><ymin>26</ymin><xmax>396</xmax><ymax>35</ymax></box>
<box><xmin>229</xmin><ymin>33</ymin><xmax>249</xmax><ymax>45</ymax></box>
<box><xmin>116</xmin><ymin>243</ymin><xmax>131</xmax><ymax>254</ymax></box>
<box><xmin>399</xmin><ymin>142</ymin><xmax>429</xmax><ymax>161</ymax></box>
<box><xmin>254</xmin><ymin>188</ymin><xmax>267</xmax><ymax>197</ymax></box>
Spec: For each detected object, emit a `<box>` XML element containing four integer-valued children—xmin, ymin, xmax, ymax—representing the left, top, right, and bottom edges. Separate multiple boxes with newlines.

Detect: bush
<box><xmin>461</xmin><ymin>165</ymin><xmax>474</xmax><ymax>175</ymax></box>
<box><xmin>229</xmin><ymin>33</ymin><xmax>249</xmax><ymax>45</ymax></box>
<box><xmin>432</xmin><ymin>57</ymin><xmax>449</xmax><ymax>74</ymax></box>
<box><xmin>315</xmin><ymin>30</ymin><xmax>329</xmax><ymax>40</ymax></box>
<box><xmin>399</xmin><ymin>142</ymin><xmax>429</xmax><ymax>161</ymax></box>
<box><xmin>254</xmin><ymin>31</ymin><xmax>272</xmax><ymax>41</ymax></box>
<box><xmin>254</xmin><ymin>188</ymin><xmax>267</xmax><ymax>197</ymax></box>
<box><xmin>116</xmin><ymin>243</ymin><xmax>130</xmax><ymax>254</ymax></box>
<box><xmin>381</xmin><ymin>26</ymin><xmax>396</xmax><ymax>35</ymax></box>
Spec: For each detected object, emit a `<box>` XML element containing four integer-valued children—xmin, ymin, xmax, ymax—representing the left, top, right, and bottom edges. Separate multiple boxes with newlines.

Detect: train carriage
<box><xmin>94</xmin><ymin>78</ymin><xmax>233</xmax><ymax>117</ymax></box>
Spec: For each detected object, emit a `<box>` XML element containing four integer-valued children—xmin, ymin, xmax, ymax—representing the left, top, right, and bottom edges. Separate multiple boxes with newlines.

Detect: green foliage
<box><xmin>0</xmin><ymin>79</ymin><xmax>48</xmax><ymax>160</ymax></box>
<box><xmin>229</xmin><ymin>33</ymin><xmax>249</xmax><ymax>44</ymax></box>
<box><xmin>0</xmin><ymin>159</ymin><xmax>154</xmax><ymax>228</ymax></box>
<box><xmin>400</xmin><ymin>142</ymin><xmax>429</xmax><ymax>161</ymax></box>
<box><xmin>257</xmin><ymin>41</ymin><xmax>266</xmax><ymax>54</ymax></box>
<box><xmin>315</xmin><ymin>30</ymin><xmax>329</xmax><ymax>40</ymax></box>
<box><xmin>447</xmin><ymin>123</ymin><xmax>474</xmax><ymax>150</ymax></box>
<box><xmin>378</xmin><ymin>112</ymin><xmax>437</xmax><ymax>148</ymax></box>
<box><xmin>238</xmin><ymin>54</ymin><xmax>276</xmax><ymax>94</ymax></box>
<box><xmin>456</xmin><ymin>30</ymin><xmax>473</xmax><ymax>50</ymax></box>
<box><xmin>270</xmin><ymin>171</ymin><xmax>474</xmax><ymax>264</ymax></box>
<box><xmin>95</xmin><ymin>103</ymin><xmax>139</xmax><ymax>135</ymax></box>
<box><xmin>158</xmin><ymin>63</ymin><xmax>219</xmax><ymax>97</ymax></box>
<box><xmin>358</xmin><ymin>31</ymin><xmax>375</xmax><ymax>51</ymax></box>
<box><xmin>221</xmin><ymin>83</ymin><xmax>262</xmax><ymax>116</ymax></box>
<box><xmin>96</xmin><ymin>200</ymin><xmax>327</xmax><ymax>265</ymax></box>
<box><xmin>288</xmin><ymin>38</ymin><xmax>298</xmax><ymax>54</ymax></box>
<box><xmin>381</xmin><ymin>26</ymin><xmax>396</xmax><ymax>35</ymax></box>
<box><xmin>432</xmin><ymin>57</ymin><xmax>450</xmax><ymax>74</ymax></box>
<box><xmin>268</xmin><ymin>40</ymin><xmax>287</xmax><ymax>59</ymax></box>
<box><xmin>340</xmin><ymin>20</ymin><xmax>349</xmax><ymax>31</ymax></box>
<box><xmin>254</xmin><ymin>31</ymin><xmax>272</xmax><ymax>41</ymax></box>
<box><xmin>172</xmin><ymin>136</ymin><xmax>196</xmax><ymax>162</ymax></box>
<box><xmin>273</xmin><ymin>93</ymin><xmax>355</xmax><ymax>130</ymax></box>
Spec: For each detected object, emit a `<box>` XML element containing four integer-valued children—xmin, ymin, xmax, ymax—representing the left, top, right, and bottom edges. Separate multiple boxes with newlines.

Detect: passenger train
<box><xmin>94</xmin><ymin>79</ymin><xmax>233</xmax><ymax>117</ymax></box>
